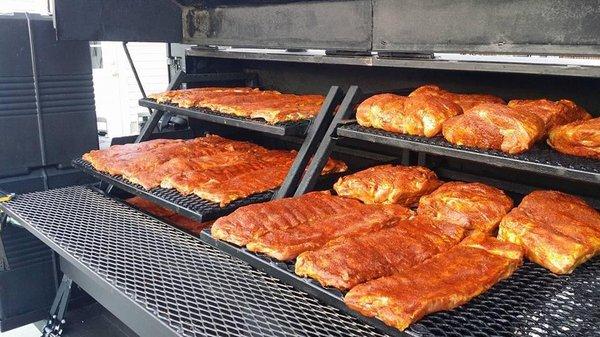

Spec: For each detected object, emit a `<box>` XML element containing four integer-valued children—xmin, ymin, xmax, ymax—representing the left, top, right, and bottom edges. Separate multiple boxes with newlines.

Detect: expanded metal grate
<box><xmin>337</xmin><ymin>124</ymin><xmax>600</xmax><ymax>184</ymax></box>
<box><xmin>200</xmin><ymin>230</ymin><xmax>600</xmax><ymax>337</ymax></box>
<box><xmin>139</xmin><ymin>98</ymin><xmax>311</xmax><ymax>137</ymax></box>
<box><xmin>2</xmin><ymin>186</ymin><xmax>599</xmax><ymax>336</ymax></box>
<box><xmin>1</xmin><ymin>186</ymin><xmax>389</xmax><ymax>337</ymax></box>
<box><xmin>72</xmin><ymin>158</ymin><xmax>274</xmax><ymax>222</ymax></box>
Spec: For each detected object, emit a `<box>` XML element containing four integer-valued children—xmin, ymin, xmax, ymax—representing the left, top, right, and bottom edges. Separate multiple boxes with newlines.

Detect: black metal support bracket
<box><xmin>42</xmin><ymin>275</ymin><xmax>74</xmax><ymax>337</ymax></box>
<box><xmin>295</xmin><ymin>86</ymin><xmax>363</xmax><ymax>196</ymax></box>
<box><xmin>274</xmin><ymin>86</ymin><xmax>345</xmax><ymax>199</ymax></box>
<box><xmin>25</xmin><ymin>12</ymin><xmax>49</xmax><ymax>190</ymax></box>
<box><xmin>0</xmin><ymin>213</ymin><xmax>9</xmax><ymax>271</ymax></box>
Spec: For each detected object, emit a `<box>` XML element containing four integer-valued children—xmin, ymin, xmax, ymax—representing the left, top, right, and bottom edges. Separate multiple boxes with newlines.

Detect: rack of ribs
<box><xmin>295</xmin><ymin>217</ymin><xmax>464</xmax><ymax>290</ymax></box>
<box><xmin>547</xmin><ymin>117</ymin><xmax>600</xmax><ymax>159</ymax></box>
<box><xmin>442</xmin><ymin>103</ymin><xmax>545</xmax><ymax>154</ymax></box>
<box><xmin>245</xmin><ymin>203</ymin><xmax>413</xmax><ymax>261</ymax></box>
<box><xmin>498</xmin><ymin>190</ymin><xmax>600</xmax><ymax>274</ymax></box>
<box><xmin>333</xmin><ymin>165</ymin><xmax>442</xmax><ymax>206</ymax></box>
<box><xmin>417</xmin><ymin>181</ymin><xmax>513</xmax><ymax>234</ymax></box>
<box><xmin>211</xmin><ymin>192</ymin><xmax>364</xmax><ymax>246</ymax></box>
<box><xmin>344</xmin><ymin>233</ymin><xmax>523</xmax><ymax>331</ymax></box>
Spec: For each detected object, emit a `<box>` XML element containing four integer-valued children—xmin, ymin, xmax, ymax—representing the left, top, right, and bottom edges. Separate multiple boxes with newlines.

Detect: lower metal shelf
<box><xmin>72</xmin><ymin>158</ymin><xmax>273</xmax><ymax>223</ymax></box>
<box><xmin>0</xmin><ymin>186</ymin><xmax>389</xmax><ymax>337</ymax></box>
<box><xmin>199</xmin><ymin>227</ymin><xmax>600</xmax><ymax>337</ymax></box>
<box><xmin>337</xmin><ymin>123</ymin><xmax>600</xmax><ymax>185</ymax></box>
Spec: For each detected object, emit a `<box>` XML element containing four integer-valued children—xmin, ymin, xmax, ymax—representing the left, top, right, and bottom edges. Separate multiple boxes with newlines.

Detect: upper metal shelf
<box><xmin>337</xmin><ymin>123</ymin><xmax>600</xmax><ymax>185</ymax></box>
<box><xmin>139</xmin><ymin>98</ymin><xmax>311</xmax><ymax>136</ymax></box>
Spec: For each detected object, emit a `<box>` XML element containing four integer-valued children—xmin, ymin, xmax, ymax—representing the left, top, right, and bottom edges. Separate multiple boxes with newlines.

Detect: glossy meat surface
<box><xmin>126</xmin><ymin>197</ymin><xmax>210</xmax><ymax>234</ymax></box>
<box><xmin>344</xmin><ymin>233</ymin><xmax>523</xmax><ymax>331</ymax></box>
<box><xmin>333</xmin><ymin>165</ymin><xmax>442</xmax><ymax>206</ymax></box>
<box><xmin>547</xmin><ymin>117</ymin><xmax>600</xmax><ymax>159</ymax></box>
<box><xmin>295</xmin><ymin>217</ymin><xmax>464</xmax><ymax>290</ymax></box>
<box><xmin>82</xmin><ymin>135</ymin><xmax>347</xmax><ymax>207</ymax></box>
<box><xmin>417</xmin><ymin>181</ymin><xmax>513</xmax><ymax>234</ymax></box>
<box><xmin>211</xmin><ymin>192</ymin><xmax>363</xmax><ymax>246</ymax></box>
<box><xmin>508</xmin><ymin>99</ymin><xmax>591</xmax><ymax>132</ymax></box>
<box><xmin>498</xmin><ymin>190</ymin><xmax>600</xmax><ymax>274</ymax></box>
<box><xmin>401</xmin><ymin>95</ymin><xmax>462</xmax><ymax>137</ymax></box>
<box><xmin>148</xmin><ymin>87</ymin><xmax>256</xmax><ymax>104</ymax></box>
<box><xmin>355</xmin><ymin>93</ymin><xmax>461</xmax><ymax>137</ymax></box>
<box><xmin>246</xmin><ymin>204</ymin><xmax>413</xmax><ymax>261</ymax></box>
<box><xmin>355</xmin><ymin>94</ymin><xmax>408</xmax><ymax>132</ymax></box>
<box><xmin>442</xmin><ymin>103</ymin><xmax>545</xmax><ymax>154</ymax></box>
<box><xmin>409</xmin><ymin>84</ymin><xmax>505</xmax><ymax>111</ymax></box>
<box><xmin>148</xmin><ymin>87</ymin><xmax>324</xmax><ymax>123</ymax></box>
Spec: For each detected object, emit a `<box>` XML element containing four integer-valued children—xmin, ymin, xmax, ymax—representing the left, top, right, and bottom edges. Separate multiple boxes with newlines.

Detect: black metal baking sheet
<box><xmin>139</xmin><ymin>98</ymin><xmax>311</xmax><ymax>136</ymax></box>
<box><xmin>72</xmin><ymin>158</ymin><xmax>273</xmax><ymax>222</ymax></box>
<box><xmin>337</xmin><ymin>123</ymin><xmax>600</xmax><ymax>185</ymax></box>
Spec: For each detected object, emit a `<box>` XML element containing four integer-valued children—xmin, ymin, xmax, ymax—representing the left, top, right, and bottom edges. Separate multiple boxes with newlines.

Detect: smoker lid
<box><xmin>53</xmin><ymin>0</ymin><xmax>600</xmax><ymax>57</ymax></box>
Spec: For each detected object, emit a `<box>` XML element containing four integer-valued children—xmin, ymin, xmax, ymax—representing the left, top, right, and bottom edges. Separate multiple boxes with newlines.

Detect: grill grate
<box><xmin>199</xmin><ymin>230</ymin><xmax>600</xmax><ymax>337</ymax></box>
<box><xmin>0</xmin><ymin>186</ymin><xmax>389</xmax><ymax>337</ymax></box>
<box><xmin>72</xmin><ymin>158</ymin><xmax>274</xmax><ymax>222</ymax></box>
<box><xmin>139</xmin><ymin>98</ymin><xmax>311</xmax><ymax>137</ymax></box>
<box><xmin>2</xmin><ymin>186</ymin><xmax>599</xmax><ymax>336</ymax></box>
<box><xmin>337</xmin><ymin>124</ymin><xmax>600</xmax><ymax>184</ymax></box>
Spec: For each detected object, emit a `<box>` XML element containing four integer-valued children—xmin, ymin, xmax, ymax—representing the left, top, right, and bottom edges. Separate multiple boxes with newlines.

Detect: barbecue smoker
<box><xmin>1</xmin><ymin>1</ymin><xmax>599</xmax><ymax>336</ymax></box>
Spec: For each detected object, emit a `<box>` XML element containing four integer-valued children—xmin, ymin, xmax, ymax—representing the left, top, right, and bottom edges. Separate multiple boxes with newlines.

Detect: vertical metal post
<box><xmin>25</xmin><ymin>13</ymin><xmax>49</xmax><ymax>190</ymax></box>
<box><xmin>274</xmin><ymin>86</ymin><xmax>344</xmax><ymax>199</ymax></box>
<box><xmin>294</xmin><ymin>86</ymin><xmax>363</xmax><ymax>196</ymax></box>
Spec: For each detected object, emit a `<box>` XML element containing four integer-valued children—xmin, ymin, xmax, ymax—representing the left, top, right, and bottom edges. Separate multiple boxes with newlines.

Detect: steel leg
<box><xmin>42</xmin><ymin>275</ymin><xmax>74</xmax><ymax>337</ymax></box>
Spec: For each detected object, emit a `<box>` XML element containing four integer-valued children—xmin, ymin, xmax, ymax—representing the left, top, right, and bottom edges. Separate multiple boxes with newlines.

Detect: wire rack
<box><xmin>139</xmin><ymin>98</ymin><xmax>311</xmax><ymax>136</ymax></box>
<box><xmin>72</xmin><ymin>158</ymin><xmax>274</xmax><ymax>222</ymax></box>
<box><xmin>0</xmin><ymin>186</ymin><xmax>390</xmax><ymax>337</ymax></box>
<box><xmin>337</xmin><ymin>124</ymin><xmax>600</xmax><ymax>185</ymax></box>
<box><xmin>2</xmin><ymin>186</ymin><xmax>599</xmax><ymax>336</ymax></box>
<box><xmin>199</xmin><ymin>229</ymin><xmax>600</xmax><ymax>337</ymax></box>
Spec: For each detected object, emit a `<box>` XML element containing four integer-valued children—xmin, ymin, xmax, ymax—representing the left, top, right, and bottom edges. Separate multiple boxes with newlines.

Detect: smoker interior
<box><xmin>3</xmin><ymin>52</ymin><xmax>600</xmax><ymax>336</ymax></box>
<box><xmin>185</xmin><ymin>57</ymin><xmax>600</xmax><ymax>203</ymax></box>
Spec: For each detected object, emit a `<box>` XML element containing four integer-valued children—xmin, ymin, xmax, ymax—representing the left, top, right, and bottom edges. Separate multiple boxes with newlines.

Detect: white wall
<box><xmin>0</xmin><ymin>0</ymin><xmax>49</xmax><ymax>14</ymax></box>
<box><xmin>93</xmin><ymin>42</ymin><xmax>168</xmax><ymax>137</ymax></box>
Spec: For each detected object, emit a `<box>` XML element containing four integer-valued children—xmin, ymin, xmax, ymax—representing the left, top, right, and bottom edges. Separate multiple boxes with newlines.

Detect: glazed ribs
<box><xmin>498</xmin><ymin>190</ymin><xmax>600</xmax><ymax>274</ymax></box>
<box><xmin>333</xmin><ymin>164</ymin><xmax>442</xmax><ymax>206</ymax></box>
<box><xmin>344</xmin><ymin>234</ymin><xmax>523</xmax><ymax>331</ymax></box>
<box><xmin>295</xmin><ymin>217</ymin><xmax>464</xmax><ymax>290</ymax></box>
<box><xmin>82</xmin><ymin>135</ymin><xmax>347</xmax><ymax>206</ymax></box>
<box><xmin>148</xmin><ymin>87</ymin><xmax>325</xmax><ymax>124</ymax></box>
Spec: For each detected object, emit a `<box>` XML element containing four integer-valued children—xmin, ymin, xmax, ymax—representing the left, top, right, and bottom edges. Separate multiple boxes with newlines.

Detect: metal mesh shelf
<box><xmin>139</xmin><ymin>98</ymin><xmax>311</xmax><ymax>136</ymax></box>
<box><xmin>199</xmin><ymin>229</ymin><xmax>600</xmax><ymax>337</ymax></box>
<box><xmin>72</xmin><ymin>158</ymin><xmax>274</xmax><ymax>222</ymax></box>
<box><xmin>0</xmin><ymin>186</ymin><xmax>390</xmax><ymax>337</ymax></box>
<box><xmin>337</xmin><ymin>124</ymin><xmax>600</xmax><ymax>185</ymax></box>
<box><xmin>2</xmin><ymin>186</ymin><xmax>599</xmax><ymax>336</ymax></box>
